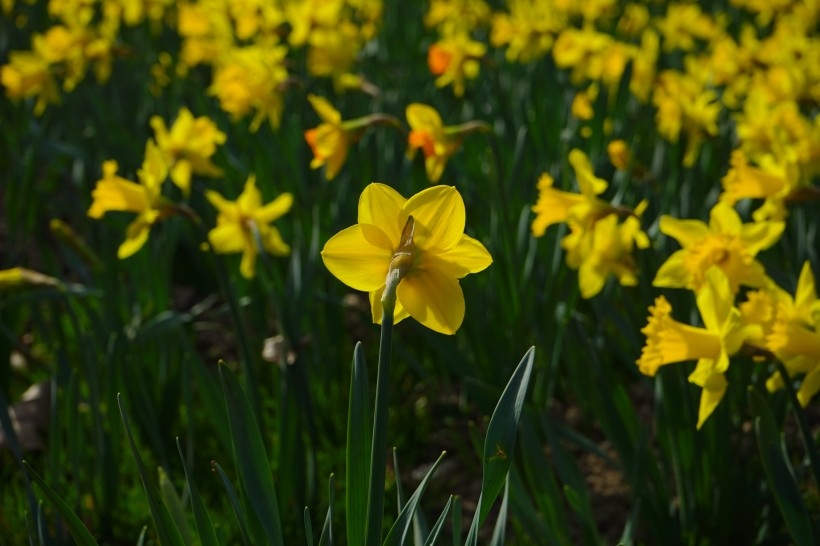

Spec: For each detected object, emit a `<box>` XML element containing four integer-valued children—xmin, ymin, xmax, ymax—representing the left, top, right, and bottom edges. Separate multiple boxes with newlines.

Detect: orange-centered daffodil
<box><xmin>321</xmin><ymin>183</ymin><xmax>492</xmax><ymax>335</ymax></box>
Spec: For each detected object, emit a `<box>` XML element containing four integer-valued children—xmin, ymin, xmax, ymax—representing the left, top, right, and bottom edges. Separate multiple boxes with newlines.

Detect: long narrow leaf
<box><xmin>383</xmin><ymin>451</ymin><xmax>446</xmax><ymax>546</ymax></box>
<box><xmin>465</xmin><ymin>347</ymin><xmax>535</xmax><ymax>545</ymax></box>
<box><xmin>212</xmin><ymin>461</ymin><xmax>251</xmax><ymax>546</ymax></box>
<box><xmin>23</xmin><ymin>462</ymin><xmax>99</xmax><ymax>546</ymax></box>
<box><xmin>347</xmin><ymin>342</ymin><xmax>371</xmax><ymax>546</ymax></box>
<box><xmin>219</xmin><ymin>364</ymin><xmax>285</xmax><ymax>546</ymax></box>
<box><xmin>117</xmin><ymin>395</ymin><xmax>186</xmax><ymax>546</ymax></box>
<box><xmin>176</xmin><ymin>439</ymin><xmax>219</xmax><ymax>546</ymax></box>
<box><xmin>318</xmin><ymin>474</ymin><xmax>335</xmax><ymax>546</ymax></box>
<box><xmin>423</xmin><ymin>495</ymin><xmax>452</xmax><ymax>546</ymax></box>
<box><xmin>489</xmin><ymin>478</ymin><xmax>509</xmax><ymax>546</ymax></box>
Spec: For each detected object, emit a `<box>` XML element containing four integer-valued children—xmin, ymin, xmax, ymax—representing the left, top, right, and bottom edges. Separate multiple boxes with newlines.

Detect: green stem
<box><xmin>775</xmin><ymin>361</ymin><xmax>820</xmax><ymax>489</ymax></box>
<box><xmin>364</xmin><ymin>277</ymin><xmax>397</xmax><ymax>546</ymax></box>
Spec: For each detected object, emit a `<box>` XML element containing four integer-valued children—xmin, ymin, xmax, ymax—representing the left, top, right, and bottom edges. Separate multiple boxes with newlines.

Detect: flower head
<box><xmin>150</xmin><ymin>108</ymin><xmax>226</xmax><ymax>195</ymax></box>
<box><xmin>304</xmin><ymin>94</ymin><xmax>353</xmax><ymax>181</ymax></box>
<box><xmin>321</xmin><ymin>183</ymin><xmax>492</xmax><ymax>334</ymax></box>
<box><xmin>88</xmin><ymin>140</ymin><xmax>171</xmax><ymax>258</ymax></box>
<box><xmin>205</xmin><ymin>176</ymin><xmax>292</xmax><ymax>279</ymax></box>
<box><xmin>638</xmin><ymin>267</ymin><xmax>759</xmax><ymax>428</ymax></box>
<box><xmin>653</xmin><ymin>201</ymin><xmax>784</xmax><ymax>293</ymax></box>
<box><xmin>427</xmin><ymin>32</ymin><xmax>486</xmax><ymax>97</ymax></box>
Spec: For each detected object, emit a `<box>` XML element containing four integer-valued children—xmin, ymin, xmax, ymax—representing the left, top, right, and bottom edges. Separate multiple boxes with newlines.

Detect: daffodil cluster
<box><xmin>531</xmin><ymin>148</ymin><xmax>649</xmax><ymax>299</ymax></box>
<box><xmin>86</xmin><ymin>107</ymin><xmax>291</xmax><ymax>278</ymax></box>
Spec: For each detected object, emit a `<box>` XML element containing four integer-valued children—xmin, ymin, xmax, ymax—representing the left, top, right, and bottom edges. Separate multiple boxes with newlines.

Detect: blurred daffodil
<box><xmin>321</xmin><ymin>183</ymin><xmax>492</xmax><ymax>335</ymax></box>
<box><xmin>638</xmin><ymin>267</ymin><xmax>760</xmax><ymax>428</ymax></box>
<box><xmin>427</xmin><ymin>32</ymin><xmax>485</xmax><ymax>97</ymax></box>
<box><xmin>305</xmin><ymin>94</ymin><xmax>399</xmax><ymax>181</ymax></box>
<box><xmin>150</xmin><ymin>107</ymin><xmax>226</xmax><ymax>195</ymax></box>
<box><xmin>406</xmin><ymin>103</ymin><xmax>488</xmax><ymax>183</ymax></box>
<box><xmin>205</xmin><ymin>176</ymin><xmax>292</xmax><ymax>279</ymax></box>
<box><xmin>653</xmin><ymin>201</ymin><xmax>784</xmax><ymax>293</ymax></box>
<box><xmin>764</xmin><ymin>262</ymin><xmax>820</xmax><ymax>405</ymax></box>
<box><xmin>88</xmin><ymin>140</ymin><xmax>171</xmax><ymax>259</ymax></box>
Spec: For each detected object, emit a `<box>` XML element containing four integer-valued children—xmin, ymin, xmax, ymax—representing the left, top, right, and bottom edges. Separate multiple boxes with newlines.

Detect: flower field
<box><xmin>1</xmin><ymin>0</ymin><xmax>819</xmax><ymax>544</ymax></box>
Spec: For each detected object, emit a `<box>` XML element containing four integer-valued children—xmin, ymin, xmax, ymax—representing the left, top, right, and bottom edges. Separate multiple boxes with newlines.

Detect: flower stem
<box><xmin>364</xmin><ymin>278</ymin><xmax>397</xmax><ymax>546</ymax></box>
<box><xmin>775</xmin><ymin>361</ymin><xmax>820</xmax><ymax>489</ymax></box>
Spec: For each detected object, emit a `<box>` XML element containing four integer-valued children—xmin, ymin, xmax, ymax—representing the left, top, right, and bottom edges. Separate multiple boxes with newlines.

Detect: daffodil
<box><xmin>427</xmin><ymin>32</ymin><xmax>486</xmax><ymax>97</ymax></box>
<box><xmin>530</xmin><ymin>149</ymin><xmax>613</xmax><ymax>237</ymax></box>
<box><xmin>653</xmin><ymin>201</ymin><xmax>784</xmax><ymax>293</ymax></box>
<box><xmin>321</xmin><ymin>183</ymin><xmax>492</xmax><ymax>335</ymax></box>
<box><xmin>765</xmin><ymin>262</ymin><xmax>820</xmax><ymax>405</ymax></box>
<box><xmin>304</xmin><ymin>94</ymin><xmax>352</xmax><ymax>181</ymax></box>
<box><xmin>305</xmin><ymin>95</ymin><xmax>399</xmax><ymax>181</ymax></box>
<box><xmin>150</xmin><ymin>108</ymin><xmax>226</xmax><ymax>195</ymax></box>
<box><xmin>638</xmin><ymin>267</ymin><xmax>759</xmax><ymax>428</ymax></box>
<box><xmin>405</xmin><ymin>103</ymin><xmax>487</xmax><ymax>184</ymax></box>
<box><xmin>88</xmin><ymin>140</ymin><xmax>171</xmax><ymax>259</ymax></box>
<box><xmin>205</xmin><ymin>175</ymin><xmax>292</xmax><ymax>279</ymax></box>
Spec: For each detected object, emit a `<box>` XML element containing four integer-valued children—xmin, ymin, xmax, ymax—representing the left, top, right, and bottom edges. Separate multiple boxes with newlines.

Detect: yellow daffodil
<box><xmin>530</xmin><ymin>149</ymin><xmax>612</xmax><ymax>237</ymax></box>
<box><xmin>205</xmin><ymin>175</ymin><xmax>292</xmax><ymax>279</ymax></box>
<box><xmin>88</xmin><ymin>140</ymin><xmax>171</xmax><ymax>259</ymax></box>
<box><xmin>427</xmin><ymin>32</ymin><xmax>486</xmax><ymax>97</ymax></box>
<box><xmin>406</xmin><ymin>103</ymin><xmax>487</xmax><ymax>184</ymax></box>
<box><xmin>638</xmin><ymin>267</ymin><xmax>759</xmax><ymax>428</ymax></box>
<box><xmin>304</xmin><ymin>94</ymin><xmax>352</xmax><ymax>181</ymax></box>
<box><xmin>765</xmin><ymin>262</ymin><xmax>820</xmax><ymax>405</ymax></box>
<box><xmin>1</xmin><ymin>48</ymin><xmax>59</xmax><ymax>116</ymax></box>
<box><xmin>719</xmin><ymin>149</ymin><xmax>802</xmax><ymax>221</ymax></box>
<box><xmin>653</xmin><ymin>201</ymin><xmax>784</xmax><ymax>293</ymax></box>
<box><xmin>150</xmin><ymin>107</ymin><xmax>227</xmax><ymax>195</ymax></box>
<box><xmin>575</xmin><ymin>201</ymin><xmax>650</xmax><ymax>299</ymax></box>
<box><xmin>321</xmin><ymin>183</ymin><xmax>492</xmax><ymax>335</ymax></box>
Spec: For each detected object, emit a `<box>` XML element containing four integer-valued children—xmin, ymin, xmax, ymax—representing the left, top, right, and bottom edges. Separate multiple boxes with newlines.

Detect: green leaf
<box><xmin>117</xmin><ymin>395</ymin><xmax>186</xmax><ymax>546</ymax></box>
<box><xmin>176</xmin><ymin>439</ymin><xmax>219</xmax><ymax>546</ymax></box>
<box><xmin>749</xmin><ymin>388</ymin><xmax>817</xmax><ymax>546</ymax></box>
<box><xmin>347</xmin><ymin>342</ymin><xmax>372</xmax><ymax>546</ymax></box>
<box><xmin>305</xmin><ymin>508</ymin><xmax>314</xmax><ymax>546</ymax></box>
<box><xmin>219</xmin><ymin>363</ymin><xmax>285</xmax><ymax>546</ymax></box>
<box><xmin>211</xmin><ymin>461</ymin><xmax>252</xmax><ymax>546</ymax></box>
<box><xmin>23</xmin><ymin>461</ymin><xmax>99</xmax><ymax>546</ymax></box>
<box><xmin>465</xmin><ymin>347</ymin><xmax>535</xmax><ymax>545</ymax></box>
<box><xmin>159</xmin><ymin>467</ymin><xmax>193</xmax><ymax>546</ymax></box>
<box><xmin>489</xmin><ymin>478</ymin><xmax>509</xmax><ymax>546</ymax></box>
<box><xmin>318</xmin><ymin>474</ymin><xmax>335</xmax><ymax>546</ymax></box>
<box><xmin>383</xmin><ymin>451</ymin><xmax>446</xmax><ymax>546</ymax></box>
<box><xmin>451</xmin><ymin>497</ymin><xmax>461</xmax><ymax>546</ymax></box>
<box><xmin>423</xmin><ymin>496</ymin><xmax>452</xmax><ymax>546</ymax></box>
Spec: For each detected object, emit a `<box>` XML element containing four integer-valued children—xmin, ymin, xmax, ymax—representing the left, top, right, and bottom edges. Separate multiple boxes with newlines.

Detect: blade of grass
<box><xmin>382</xmin><ymin>451</ymin><xmax>446</xmax><ymax>546</ymax></box>
<box><xmin>211</xmin><ymin>461</ymin><xmax>251</xmax><ymax>546</ymax></box>
<box><xmin>176</xmin><ymin>439</ymin><xmax>219</xmax><ymax>546</ymax></box>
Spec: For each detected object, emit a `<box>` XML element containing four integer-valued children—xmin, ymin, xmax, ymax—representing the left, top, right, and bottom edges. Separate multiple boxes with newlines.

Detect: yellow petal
<box><xmin>88</xmin><ymin>178</ymin><xmax>149</xmax><ymax>218</ymax></box>
<box><xmin>708</xmin><ymin>201</ymin><xmax>742</xmax><ymax>235</ymax></box>
<box><xmin>397</xmin><ymin>268</ymin><xmax>465</xmax><ymax>335</ymax></box>
<box><xmin>402</xmin><ymin>185</ymin><xmax>464</xmax><ymax>252</ymax></box>
<box><xmin>205</xmin><ymin>190</ymin><xmax>236</xmax><ymax>217</ymax></box>
<box><xmin>237</xmin><ymin>176</ymin><xmax>262</xmax><ymax>213</ymax></box>
<box><xmin>208</xmin><ymin>223</ymin><xmax>245</xmax><ymax>253</ymax></box>
<box><xmin>321</xmin><ymin>224</ymin><xmax>393</xmax><ymax>292</ymax></box>
<box><xmin>424</xmin><ymin>233</ymin><xmax>492</xmax><ymax>278</ymax></box>
<box><xmin>739</xmin><ymin>220</ymin><xmax>784</xmax><ymax>256</ymax></box>
<box><xmin>652</xmin><ymin>250</ymin><xmax>690</xmax><ymax>288</ymax></box>
<box><xmin>256</xmin><ymin>193</ymin><xmax>293</xmax><ymax>224</ymax></box>
<box><xmin>259</xmin><ymin>225</ymin><xmax>290</xmax><ymax>256</ymax></box>
<box><xmin>170</xmin><ymin>161</ymin><xmax>192</xmax><ymax>195</ymax></box>
<box><xmin>358</xmin><ymin>183</ymin><xmax>407</xmax><ymax>246</ymax></box>
<box><xmin>658</xmin><ymin>215</ymin><xmax>709</xmax><ymax>248</ymax></box>
<box><xmin>797</xmin><ymin>366</ymin><xmax>820</xmax><ymax>406</ymax></box>
<box><xmin>578</xmin><ymin>259</ymin><xmax>606</xmax><ymax>299</ymax></box>
<box><xmin>689</xmin><ymin>367</ymin><xmax>727</xmax><ymax>429</ymax></box>
<box><xmin>406</xmin><ymin>103</ymin><xmax>443</xmax><ymax>132</ymax></box>
<box><xmin>696</xmin><ymin>267</ymin><xmax>733</xmax><ymax>331</ymax></box>
<box><xmin>569</xmin><ymin>148</ymin><xmax>607</xmax><ymax>196</ymax></box>
<box><xmin>240</xmin><ymin>238</ymin><xmax>257</xmax><ymax>279</ymax></box>
<box><xmin>117</xmin><ymin>217</ymin><xmax>152</xmax><ymax>258</ymax></box>
<box><xmin>308</xmin><ymin>94</ymin><xmax>341</xmax><ymax>125</ymax></box>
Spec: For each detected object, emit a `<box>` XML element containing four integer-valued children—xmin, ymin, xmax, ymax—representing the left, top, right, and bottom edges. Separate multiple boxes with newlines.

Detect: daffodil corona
<box><xmin>321</xmin><ymin>183</ymin><xmax>492</xmax><ymax>335</ymax></box>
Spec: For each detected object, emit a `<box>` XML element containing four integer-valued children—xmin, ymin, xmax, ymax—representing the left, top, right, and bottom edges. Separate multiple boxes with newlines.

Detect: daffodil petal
<box><xmin>117</xmin><ymin>218</ymin><xmax>151</xmax><ymax>259</ymax></box>
<box><xmin>659</xmin><ymin>215</ymin><xmax>710</xmax><ymax>248</ymax></box>
<box><xmin>402</xmin><ymin>185</ymin><xmax>465</xmax><ymax>252</ymax></box>
<box><xmin>322</xmin><ymin>224</ymin><xmax>392</xmax><ymax>292</ymax></box>
<box><xmin>308</xmin><ymin>94</ymin><xmax>342</xmax><ymax>124</ymax></box>
<box><xmin>406</xmin><ymin>103</ymin><xmax>443</xmax><ymax>132</ymax></box>
<box><xmin>697</xmin><ymin>267</ymin><xmax>733</xmax><ymax>331</ymax></box>
<box><xmin>653</xmin><ymin>250</ymin><xmax>690</xmax><ymax>288</ymax></box>
<box><xmin>424</xmin><ymin>233</ymin><xmax>492</xmax><ymax>278</ymax></box>
<box><xmin>256</xmin><ymin>193</ymin><xmax>293</xmax><ymax>224</ymax></box>
<box><xmin>358</xmin><ymin>183</ymin><xmax>407</xmax><ymax>245</ymax></box>
<box><xmin>259</xmin><ymin>225</ymin><xmax>290</xmax><ymax>256</ymax></box>
<box><xmin>740</xmin><ymin>220</ymin><xmax>785</xmax><ymax>255</ymax></box>
<box><xmin>370</xmin><ymin>286</ymin><xmax>410</xmax><ymax>326</ymax></box>
<box><xmin>708</xmin><ymin>201</ymin><xmax>742</xmax><ymax>235</ymax></box>
<box><xmin>240</xmin><ymin>238</ymin><xmax>257</xmax><ymax>279</ymax></box>
<box><xmin>397</xmin><ymin>268</ymin><xmax>464</xmax><ymax>335</ymax></box>
<box><xmin>208</xmin><ymin>223</ymin><xmax>245</xmax><ymax>253</ymax></box>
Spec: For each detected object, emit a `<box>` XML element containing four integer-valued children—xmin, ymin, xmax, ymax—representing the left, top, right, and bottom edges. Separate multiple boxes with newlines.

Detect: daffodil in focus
<box><xmin>653</xmin><ymin>201</ymin><xmax>784</xmax><ymax>293</ymax></box>
<box><xmin>205</xmin><ymin>176</ymin><xmax>292</xmax><ymax>279</ymax></box>
<box><xmin>150</xmin><ymin>108</ymin><xmax>226</xmax><ymax>195</ymax></box>
<box><xmin>321</xmin><ymin>183</ymin><xmax>492</xmax><ymax>335</ymax></box>
<box><xmin>406</xmin><ymin>103</ymin><xmax>487</xmax><ymax>184</ymax></box>
<box><xmin>638</xmin><ymin>267</ymin><xmax>760</xmax><ymax>428</ymax></box>
<box><xmin>88</xmin><ymin>141</ymin><xmax>171</xmax><ymax>259</ymax></box>
<box><xmin>764</xmin><ymin>262</ymin><xmax>820</xmax><ymax>405</ymax></box>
